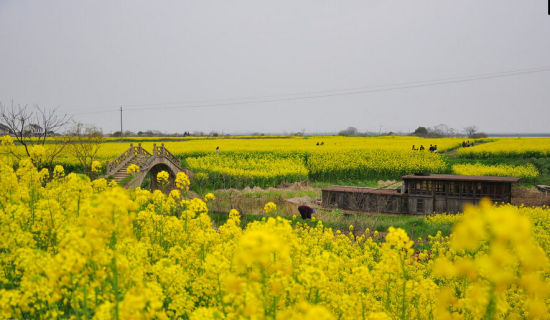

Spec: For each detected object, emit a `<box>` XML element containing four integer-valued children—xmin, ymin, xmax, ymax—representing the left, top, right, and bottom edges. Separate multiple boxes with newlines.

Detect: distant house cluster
<box><xmin>0</xmin><ymin>123</ymin><xmax>11</xmax><ymax>136</ymax></box>
<box><xmin>24</xmin><ymin>124</ymin><xmax>44</xmax><ymax>136</ymax></box>
<box><xmin>0</xmin><ymin>123</ymin><xmax>44</xmax><ymax>137</ymax></box>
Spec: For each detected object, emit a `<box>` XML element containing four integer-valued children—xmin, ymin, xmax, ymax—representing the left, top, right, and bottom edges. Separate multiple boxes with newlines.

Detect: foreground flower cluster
<box><xmin>0</xmin><ymin>159</ymin><xmax>549</xmax><ymax>319</ymax></box>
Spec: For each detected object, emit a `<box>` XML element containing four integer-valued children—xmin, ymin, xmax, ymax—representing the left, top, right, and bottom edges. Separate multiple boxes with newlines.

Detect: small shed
<box><xmin>402</xmin><ymin>174</ymin><xmax>521</xmax><ymax>214</ymax></box>
<box><xmin>322</xmin><ymin>174</ymin><xmax>521</xmax><ymax>215</ymax></box>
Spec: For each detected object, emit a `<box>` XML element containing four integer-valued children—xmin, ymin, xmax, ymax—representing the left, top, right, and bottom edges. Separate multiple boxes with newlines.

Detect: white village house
<box><xmin>0</xmin><ymin>123</ymin><xmax>12</xmax><ymax>136</ymax></box>
<box><xmin>24</xmin><ymin>124</ymin><xmax>44</xmax><ymax>136</ymax></box>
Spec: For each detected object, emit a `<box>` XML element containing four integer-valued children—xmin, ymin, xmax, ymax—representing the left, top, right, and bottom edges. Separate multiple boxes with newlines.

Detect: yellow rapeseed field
<box><xmin>457</xmin><ymin>138</ymin><xmax>550</xmax><ymax>158</ymax></box>
<box><xmin>6</xmin><ymin>135</ymin><xmax>466</xmax><ymax>164</ymax></box>
<box><xmin>452</xmin><ymin>163</ymin><xmax>540</xmax><ymax>178</ymax></box>
<box><xmin>4</xmin><ymin>135</ymin><xmax>468</xmax><ymax>185</ymax></box>
<box><xmin>0</xmin><ymin>156</ymin><xmax>549</xmax><ymax>319</ymax></box>
<box><xmin>185</xmin><ymin>153</ymin><xmax>308</xmax><ymax>188</ymax></box>
<box><xmin>4</xmin><ymin>135</ymin><xmax>545</xmax><ymax>188</ymax></box>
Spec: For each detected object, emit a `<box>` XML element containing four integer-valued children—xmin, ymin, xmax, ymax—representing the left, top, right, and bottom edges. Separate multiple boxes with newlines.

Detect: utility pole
<box><xmin>120</xmin><ymin>106</ymin><xmax>123</xmax><ymax>139</ymax></box>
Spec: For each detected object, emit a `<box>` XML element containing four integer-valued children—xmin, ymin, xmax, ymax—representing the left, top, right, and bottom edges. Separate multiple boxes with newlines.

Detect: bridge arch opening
<box><xmin>142</xmin><ymin>163</ymin><xmax>177</xmax><ymax>191</ymax></box>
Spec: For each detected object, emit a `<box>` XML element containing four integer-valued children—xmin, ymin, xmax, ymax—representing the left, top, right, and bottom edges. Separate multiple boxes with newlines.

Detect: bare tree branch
<box><xmin>0</xmin><ymin>101</ymin><xmax>72</xmax><ymax>167</ymax></box>
<box><xmin>464</xmin><ymin>126</ymin><xmax>478</xmax><ymax>138</ymax></box>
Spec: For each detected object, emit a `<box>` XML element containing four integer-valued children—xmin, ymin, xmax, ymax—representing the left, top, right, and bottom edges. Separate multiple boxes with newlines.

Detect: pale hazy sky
<box><xmin>1</xmin><ymin>0</ymin><xmax>549</xmax><ymax>134</ymax></box>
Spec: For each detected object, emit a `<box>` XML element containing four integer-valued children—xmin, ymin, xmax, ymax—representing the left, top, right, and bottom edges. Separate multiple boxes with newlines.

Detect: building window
<box><xmin>417</xmin><ymin>199</ymin><xmax>424</xmax><ymax>213</ymax></box>
<box><xmin>435</xmin><ymin>182</ymin><xmax>445</xmax><ymax>194</ymax></box>
<box><xmin>448</xmin><ymin>182</ymin><xmax>458</xmax><ymax>195</ymax></box>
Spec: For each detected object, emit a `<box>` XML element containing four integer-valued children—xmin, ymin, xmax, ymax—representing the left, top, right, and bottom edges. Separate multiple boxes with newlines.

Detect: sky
<box><xmin>1</xmin><ymin>0</ymin><xmax>549</xmax><ymax>134</ymax></box>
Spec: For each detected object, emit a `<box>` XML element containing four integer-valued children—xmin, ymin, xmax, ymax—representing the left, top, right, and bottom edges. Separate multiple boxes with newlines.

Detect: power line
<box><xmin>117</xmin><ymin>65</ymin><xmax>550</xmax><ymax>109</ymax></box>
<box><xmin>70</xmin><ymin>65</ymin><xmax>550</xmax><ymax>116</ymax></box>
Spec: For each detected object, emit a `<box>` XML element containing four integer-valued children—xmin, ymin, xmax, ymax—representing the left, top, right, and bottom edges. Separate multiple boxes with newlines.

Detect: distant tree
<box><xmin>471</xmin><ymin>132</ymin><xmax>488</xmax><ymax>139</ymax></box>
<box><xmin>112</xmin><ymin>131</ymin><xmax>122</xmax><ymax>137</ymax></box>
<box><xmin>67</xmin><ymin>123</ymin><xmax>104</xmax><ymax>175</ymax></box>
<box><xmin>432</xmin><ymin>124</ymin><xmax>451</xmax><ymax>137</ymax></box>
<box><xmin>338</xmin><ymin>126</ymin><xmax>358</xmax><ymax>136</ymax></box>
<box><xmin>0</xmin><ymin>101</ymin><xmax>71</xmax><ymax>167</ymax></box>
<box><xmin>464</xmin><ymin>126</ymin><xmax>478</xmax><ymax>138</ymax></box>
<box><xmin>447</xmin><ymin>127</ymin><xmax>458</xmax><ymax>137</ymax></box>
<box><xmin>413</xmin><ymin>126</ymin><xmax>429</xmax><ymax>136</ymax></box>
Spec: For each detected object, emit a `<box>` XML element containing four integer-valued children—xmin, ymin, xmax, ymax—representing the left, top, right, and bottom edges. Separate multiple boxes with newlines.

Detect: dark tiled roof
<box><xmin>322</xmin><ymin>186</ymin><xmax>402</xmax><ymax>195</ymax></box>
<box><xmin>402</xmin><ymin>174</ymin><xmax>521</xmax><ymax>183</ymax></box>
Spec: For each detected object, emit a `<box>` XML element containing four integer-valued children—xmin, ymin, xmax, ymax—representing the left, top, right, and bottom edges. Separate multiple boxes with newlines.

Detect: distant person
<box><xmin>216</xmin><ymin>146</ymin><xmax>220</xmax><ymax>154</ymax></box>
<box><xmin>412</xmin><ymin>145</ymin><xmax>417</xmax><ymax>150</ymax></box>
<box><xmin>320</xmin><ymin>141</ymin><xmax>324</xmax><ymax>145</ymax></box>
<box><xmin>316</xmin><ymin>142</ymin><xmax>319</xmax><ymax>146</ymax></box>
<box><xmin>429</xmin><ymin>144</ymin><xmax>434</xmax><ymax>152</ymax></box>
<box><xmin>419</xmin><ymin>145</ymin><xmax>425</xmax><ymax>151</ymax></box>
<box><xmin>466</xmin><ymin>140</ymin><xmax>470</xmax><ymax>147</ymax></box>
<box><xmin>462</xmin><ymin>141</ymin><xmax>466</xmax><ymax>148</ymax></box>
<box><xmin>434</xmin><ymin>145</ymin><xmax>438</xmax><ymax>153</ymax></box>
<box><xmin>298</xmin><ymin>205</ymin><xmax>315</xmax><ymax>219</ymax></box>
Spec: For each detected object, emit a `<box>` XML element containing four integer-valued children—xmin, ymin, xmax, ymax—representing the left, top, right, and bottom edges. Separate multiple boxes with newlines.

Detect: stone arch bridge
<box><xmin>105</xmin><ymin>143</ymin><xmax>192</xmax><ymax>189</ymax></box>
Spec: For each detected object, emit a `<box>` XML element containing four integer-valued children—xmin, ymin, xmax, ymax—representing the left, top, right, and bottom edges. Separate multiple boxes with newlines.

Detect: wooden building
<box><xmin>322</xmin><ymin>174</ymin><xmax>520</xmax><ymax>215</ymax></box>
<box><xmin>321</xmin><ymin>186</ymin><xmax>406</xmax><ymax>214</ymax></box>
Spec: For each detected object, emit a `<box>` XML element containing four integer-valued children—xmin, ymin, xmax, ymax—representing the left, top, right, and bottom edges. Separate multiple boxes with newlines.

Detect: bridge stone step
<box><xmin>113</xmin><ymin>173</ymin><xmax>129</xmax><ymax>177</ymax></box>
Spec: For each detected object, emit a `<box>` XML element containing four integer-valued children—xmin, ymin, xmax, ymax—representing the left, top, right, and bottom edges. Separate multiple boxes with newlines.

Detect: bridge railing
<box><xmin>106</xmin><ymin>143</ymin><xmax>151</xmax><ymax>176</ymax></box>
<box><xmin>153</xmin><ymin>143</ymin><xmax>182</xmax><ymax>169</ymax></box>
<box><xmin>135</xmin><ymin>143</ymin><xmax>152</xmax><ymax>157</ymax></box>
<box><xmin>106</xmin><ymin>143</ymin><xmax>183</xmax><ymax>178</ymax></box>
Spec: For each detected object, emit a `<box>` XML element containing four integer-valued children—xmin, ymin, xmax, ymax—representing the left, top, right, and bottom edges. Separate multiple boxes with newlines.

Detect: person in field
<box><xmin>298</xmin><ymin>205</ymin><xmax>315</xmax><ymax>219</ymax></box>
<box><xmin>419</xmin><ymin>145</ymin><xmax>425</xmax><ymax>151</ymax></box>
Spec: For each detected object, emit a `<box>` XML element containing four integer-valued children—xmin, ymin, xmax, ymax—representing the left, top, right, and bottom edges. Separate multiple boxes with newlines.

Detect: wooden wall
<box><xmin>322</xmin><ymin>190</ymin><xmax>406</xmax><ymax>214</ymax></box>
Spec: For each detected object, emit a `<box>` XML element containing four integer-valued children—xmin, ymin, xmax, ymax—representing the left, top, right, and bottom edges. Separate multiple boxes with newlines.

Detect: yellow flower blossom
<box><xmin>175</xmin><ymin>171</ymin><xmax>190</xmax><ymax>191</ymax></box>
<box><xmin>264</xmin><ymin>201</ymin><xmax>277</xmax><ymax>214</ymax></box>
<box><xmin>157</xmin><ymin>170</ymin><xmax>169</xmax><ymax>184</ymax></box>
<box><xmin>91</xmin><ymin>160</ymin><xmax>102</xmax><ymax>174</ymax></box>
<box><xmin>126</xmin><ymin>163</ymin><xmax>140</xmax><ymax>175</ymax></box>
<box><xmin>204</xmin><ymin>192</ymin><xmax>215</xmax><ymax>202</ymax></box>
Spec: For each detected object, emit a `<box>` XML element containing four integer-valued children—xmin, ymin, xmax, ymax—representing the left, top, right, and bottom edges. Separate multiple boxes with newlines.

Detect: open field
<box><xmin>4</xmin><ymin>135</ymin><xmax>550</xmax><ymax>189</ymax></box>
